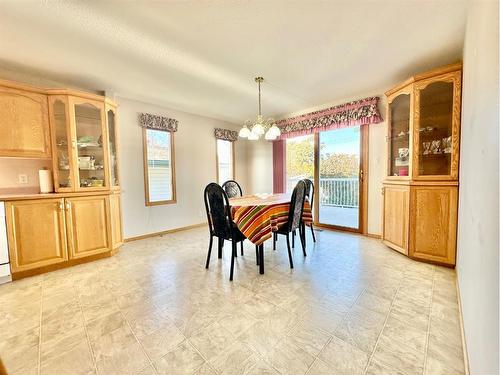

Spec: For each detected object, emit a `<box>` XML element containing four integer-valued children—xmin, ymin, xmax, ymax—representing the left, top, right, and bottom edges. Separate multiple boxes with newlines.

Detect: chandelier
<box><xmin>239</xmin><ymin>77</ymin><xmax>281</xmax><ymax>141</ymax></box>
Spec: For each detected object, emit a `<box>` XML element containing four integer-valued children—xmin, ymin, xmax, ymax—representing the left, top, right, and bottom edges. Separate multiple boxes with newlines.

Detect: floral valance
<box><xmin>276</xmin><ymin>96</ymin><xmax>382</xmax><ymax>139</ymax></box>
<box><xmin>139</xmin><ymin>113</ymin><xmax>178</xmax><ymax>132</ymax></box>
<box><xmin>214</xmin><ymin>128</ymin><xmax>238</xmax><ymax>142</ymax></box>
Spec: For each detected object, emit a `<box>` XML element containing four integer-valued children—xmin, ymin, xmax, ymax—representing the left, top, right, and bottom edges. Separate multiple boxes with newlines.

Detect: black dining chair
<box><xmin>291</xmin><ymin>178</ymin><xmax>316</xmax><ymax>248</ymax></box>
<box><xmin>272</xmin><ymin>180</ymin><xmax>307</xmax><ymax>268</ymax></box>
<box><xmin>221</xmin><ymin>180</ymin><xmax>245</xmax><ymax>256</ymax></box>
<box><xmin>204</xmin><ymin>183</ymin><xmax>246</xmax><ymax>281</ymax></box>
<box><xmin>221</xmin><ymin>180</ymin><xmax>243</xmax><ymax>198</ymax></box>
<box><xmin>302</xmin><ymin>178</ymin><xmax>316</xmax><ymax>242</ymax></box>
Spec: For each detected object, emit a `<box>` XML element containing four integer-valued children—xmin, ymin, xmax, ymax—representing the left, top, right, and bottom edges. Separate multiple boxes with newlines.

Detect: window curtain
<box><xmin>272</xmin><ymin>140</ymin><xmax>286</xmax><ymax>194</ymax></box>
<box><xmin>138</xmin><ymin>113</ymin><xmax>178</xmax><ymax>132</ymax></box>
<box><xmin>214</xmin><ymin>128</ymin><xmax>238</xmax><ymax>141</ymax></box>
<box><xmin>276</xmin><ymin>96</ymin><xmax>382</xmax><ymax>139</ymax></box>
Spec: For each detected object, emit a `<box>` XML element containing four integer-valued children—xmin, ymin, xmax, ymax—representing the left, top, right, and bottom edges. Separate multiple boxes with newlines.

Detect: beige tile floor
<box><xmin>0</xmin><ymin>227</ymin><xmax>465</xmax><ymax>375</ymax></box>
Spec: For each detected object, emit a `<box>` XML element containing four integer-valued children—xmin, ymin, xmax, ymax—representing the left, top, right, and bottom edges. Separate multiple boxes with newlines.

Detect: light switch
<box><xmin>18</xmin><ymin>174</ymin><xmax>28</xmax><ymax>184</ymax></box>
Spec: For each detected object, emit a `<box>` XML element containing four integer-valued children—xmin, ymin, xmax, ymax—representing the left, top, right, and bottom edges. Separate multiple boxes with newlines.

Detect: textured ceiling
<box><xmin>0</xmin><ymin>1</ymin><xmax>466</xmax><ymax>123</ymax></box>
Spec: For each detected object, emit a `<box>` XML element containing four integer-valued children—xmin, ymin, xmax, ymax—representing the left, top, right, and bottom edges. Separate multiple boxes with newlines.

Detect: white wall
<box><xmin>117</xmin><ymin>97</ymin><xmax>247</xmax><ymax>239</ymax></box>
<box><xmin>246</xmin><ymin>139</ymin><xmax>273</xmax><ymax>194</ymax></box>
<box><xmin>456</xmin><ymin>1</ymin><xmax>499</xmax><ymax>374</ymax></box>
<box><xmin>244</xmin><ymin>96</ymin><xmax>387</xmax><ymax>235</ymax></box>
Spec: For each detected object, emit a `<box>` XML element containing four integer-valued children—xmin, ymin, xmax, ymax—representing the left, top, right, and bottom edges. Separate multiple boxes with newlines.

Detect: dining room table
<box><xmin>229</xmin><ymin>193</ymin><xmax>313</xmax><ymax>274</ymax></box>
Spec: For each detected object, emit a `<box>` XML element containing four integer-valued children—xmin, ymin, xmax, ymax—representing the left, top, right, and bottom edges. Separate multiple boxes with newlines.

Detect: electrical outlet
<box><xmin>18</xmin><ymin>174</ymin><xmax>28</xmax><ymax>184</ymax></box>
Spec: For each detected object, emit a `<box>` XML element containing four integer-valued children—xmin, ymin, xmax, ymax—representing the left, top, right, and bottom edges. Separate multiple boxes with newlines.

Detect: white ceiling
<box><xmin>0</xmin><ymin>1</ymin><xmax>466</xmax><ymax>123</ymax></box>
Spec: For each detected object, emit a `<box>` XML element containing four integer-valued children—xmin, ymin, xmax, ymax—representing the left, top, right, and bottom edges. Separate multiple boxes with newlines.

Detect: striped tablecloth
<box><xmin>230</xmin><ymin>193</ymin><xmax>313</xmax><ymax>245</ymax></box>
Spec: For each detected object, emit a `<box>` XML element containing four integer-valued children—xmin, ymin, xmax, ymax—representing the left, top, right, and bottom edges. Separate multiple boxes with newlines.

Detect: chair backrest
<box><xmin>303</xmin><ymin>179</ymin><xmax>314</xmax><ymax>206</ymax></box>
<box><xmin>287</xmin><ymin>180</ymin><xmax>307</xmax><ymax>232</ymax></box>
<box><xmin>222</xmin><ymin>180</ymin><xmax>243</xmax><ymax>198</ymax></box>
<box><xmin>204</xmin><ymin>183</ymin><xmax>232</xmax><ymax>238</ymax></box>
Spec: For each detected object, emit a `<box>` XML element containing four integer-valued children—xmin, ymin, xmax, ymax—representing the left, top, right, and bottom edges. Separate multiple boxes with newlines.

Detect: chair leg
<box><xmin>273</xmin><ymin>233</ymin><xmax>277</xmax><ymax>250</ymax></box>
<box><xmin>310</xmin><ymin>223</ymin><xmax>316</xmax><ymax>242</ymax></box>
<box><xmin>300</xmin><ymin>223</ymin><xmax>307</xmax><ymax>257</ymax></box>
<box><xmin>259</xmin><ymin>244</ymin><xmax>264</xmax><ymax>274</ymax></box>
<box><xmin>240</xmin><ymin>241</ymin><xmax>244</xmax><ymax>256</ymax></box>
<box><xmin>255</xmin><ymin>245</ymin><xmax>259</xmax><ymax>265</ymax></box>
<box><xmin>285</xmin><ymin>233</ymin><xmax>294</xmax><ymax>269</ymax></box>
<box><xmin>230</xmin><ymin>240</ymin><xmax>236</xmax><ymax>281</ymax></box>
<box><xmin>292</xmin><ymin>230</ymin><xmax>295</xmax><ymax>248</ymax></box>
<box><xmin>218</xmin><ymin>238</ymin><xmax>223</xmax><ymax>259</ymax></box>
<box><xmin>205</xmin><ymin>235</ymin><xmax>213</xmax><ymax>269</ymax></box>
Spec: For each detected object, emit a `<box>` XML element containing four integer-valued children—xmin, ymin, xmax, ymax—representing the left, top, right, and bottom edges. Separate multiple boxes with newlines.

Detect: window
<box><xmin>142</xmin><ymin>128</ymin><xmax>176</xmax><ymax>205</ymax></box>
<box><xmin>216</xmin><ymin>139</ymin><xmax>234</xmax><ymax>184</ymax></box>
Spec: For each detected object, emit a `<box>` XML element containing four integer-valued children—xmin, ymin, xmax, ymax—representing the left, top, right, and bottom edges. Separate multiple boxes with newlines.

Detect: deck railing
<box><xmin>287</xmin><ymin>177</ymin><xmax>359</xmax><ymax>208</ymax></box>
<box><xmin>319</xmin><ymin>177</ymin><xmax>359</xmax><ymax>208</ymax></box>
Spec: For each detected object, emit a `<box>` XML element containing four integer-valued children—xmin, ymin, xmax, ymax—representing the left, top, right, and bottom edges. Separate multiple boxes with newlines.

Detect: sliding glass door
<box><xmin>317</xmin><ymin>126</ymin><xmax>362</xmax><ymax>230</ymax></box>
<box><xmin>284</xmin><ymin>127</ymin><xmax>365</xmax><ymax>233</ymax></box>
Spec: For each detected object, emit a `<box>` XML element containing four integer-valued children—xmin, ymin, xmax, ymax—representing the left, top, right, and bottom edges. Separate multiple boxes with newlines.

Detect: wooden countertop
<box><xmin>0</xmin><ymin>189</ymin><xmax>120</xmax><ymax>201</ymax></box>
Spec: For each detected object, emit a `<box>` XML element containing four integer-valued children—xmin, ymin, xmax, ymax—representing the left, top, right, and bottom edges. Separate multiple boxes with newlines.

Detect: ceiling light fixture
<box><xmin>239</xmin><ymin>77</ymin><xmax>281</xmax><ymax>141</ymax></box>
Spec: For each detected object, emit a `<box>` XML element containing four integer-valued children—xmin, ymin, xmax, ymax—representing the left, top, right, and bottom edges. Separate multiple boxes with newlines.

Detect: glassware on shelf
<box><xmin>417</xmin><ymin>81</ymin><xmax>453</xmax><ymax>176</ymax></box>
<box><xmin>74</xmin><ymin>101</ymin><xmax>106</xmax><ymax>189</ymax></box>
<box><xmin>52</xmin><ymin>99</ymin><xmax>73</xmax><ymax>189</ymax></box>
<box><xmin>107</xmin><ymin>108</ymin><xmax>119</xmax><ymax>187</ymax></box>
<box><xmin>442</xmin><ymin>136</ymin><xmax>452</xmax><ymax>153</ymax></box>
<box><xmin>388</xmin><ymin>93</ymin><xmax>410</xmax><ymax>177</ymax></box>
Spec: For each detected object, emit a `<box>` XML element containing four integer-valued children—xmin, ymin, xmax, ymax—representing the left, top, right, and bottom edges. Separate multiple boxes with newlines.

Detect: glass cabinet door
<box><xmin>50</xmin><ymin>96</ymin><xmax>74</xmax><ymax>191</ymax></box>
<box><xmin>106</xmin><ymin>106</ymin><xmax>119</xmax><ymax>188</ymax></box>
<box><xmin>414</xmin><ymin>75</ymin><xmax>458</xmax><ymax>179</ymax></box>
<box><xmin>388</xmin><ymin>92</ymin><xmax>411</xmax><ymax>177</ymax></box>
<box><xmin>71</xmin><ymin>99</ymin><xmax>108</xmax><ymax>190</ymax></box>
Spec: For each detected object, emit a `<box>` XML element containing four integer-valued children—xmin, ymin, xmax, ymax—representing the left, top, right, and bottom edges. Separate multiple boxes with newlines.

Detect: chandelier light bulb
<box><xmin>252</xmin><ymin>122</ymin><xmax>265</xmax><ymax>135</ymax></box>
<box><xmin>239</xmin><ymin>125</ymin><xmax>250</xmax><ymax>138</ymax></box>
<box><xmin>269</xmin><ymin>124</ymin><xmax>281</xmax><ymax>137</ymax></box>
<box><xmin>264</xmin><ymin>130</ymin><xmax>277</xmax><ymax>140</ymax></box>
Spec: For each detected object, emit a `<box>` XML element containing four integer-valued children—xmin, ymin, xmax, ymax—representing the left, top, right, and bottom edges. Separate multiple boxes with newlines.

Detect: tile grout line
<box><xmin>362</xmin><ymin>276</ymin><xmax>403</xmax><ymax>375</ymax></box>
<box><xmin>184</xmin><ymin>339</ymin><xmax>220</xmax><ymax>374</ymax></box>
<box><xmin>304</xmin><ymin>287</ymin><xmax>367</xmax><ymax>375</ymax></box>
<box><xmin>37</xmin><ymin>280</ymin><xmax>44</xmax><ymax>375</ymax></box>
<box><xmin>422</xmin><ymin>267</ymin><xmax>436</xmax><ymax>375</ymax></box>
<box><xmin>77</xmin><ymin>283</ymin><xmax>100</xmax><ymax>375</ymax></box>
<box><xmin>120</xmin><ymin>310</ymin><xmax>158</xmax><ymax>374</ymax></box>
<box><xmin>304</xmin><ymin>335</ymin><xmax>334</xmax><ymax>375</ymax></box>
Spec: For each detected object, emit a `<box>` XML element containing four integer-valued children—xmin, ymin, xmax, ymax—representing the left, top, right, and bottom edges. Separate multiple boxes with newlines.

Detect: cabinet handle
<box><xmin>72</xmin><ymin>140</ymin><xmax>77</xmax><ymax>148</ymax></box>
<box><xmin>59</xmin><ymin>202</ymin><xmax>64</xmax><ymax>211</ymax></box>
<box><xmin>381</xmin><ymin>187</ymin><xmax>385</xmax><ymax>195</ymax></box>
<box><xmin>65</xmin><ymin>202</ymin><xmax>71</xmax><ymax>211</ymax></box>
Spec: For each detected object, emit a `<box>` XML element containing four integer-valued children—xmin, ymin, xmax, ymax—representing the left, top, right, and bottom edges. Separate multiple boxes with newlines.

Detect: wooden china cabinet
<box><xmin>382</xmin><ymin>63</ymin><xmax>461</xmax><ymax>266</ymax></box>
<box><xmin>0</xmin><ymin>79</ymin><xmax>123</xmax><ymax>278</ymax></box>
